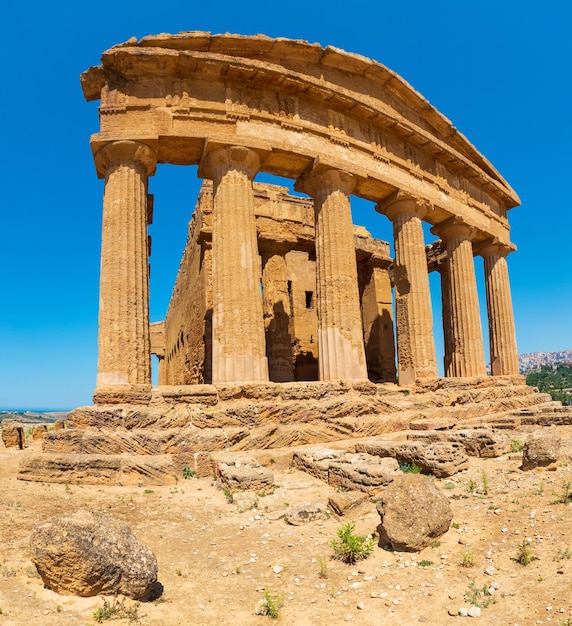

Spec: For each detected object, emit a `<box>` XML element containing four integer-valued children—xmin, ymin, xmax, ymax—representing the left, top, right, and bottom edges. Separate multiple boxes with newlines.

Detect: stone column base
<box><xmin>93</xmin><ymin>385</ymin><xmax>153</xmax><ymax>405</ymax></box>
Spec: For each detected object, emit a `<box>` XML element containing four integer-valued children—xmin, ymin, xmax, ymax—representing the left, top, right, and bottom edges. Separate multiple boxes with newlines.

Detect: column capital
<box><xmin>431</xmin><ymin>216</ymin><xmax>475</xmax><ymax>241</ymax></box>
<box><xmin>199</xmin><ymin>145</ymin><xmax>260</xmax><ymax>183</ymax></box>
<box><xmin>296</xmin><ymin>166</ymin><xmax>355</xmax><ymax>199</ymax></box>
<box><xmin>376</xmin><ymin>190</ymin><xmax>430</xmax><ymax>222</ymax></box>
<box><xmin>94</xmin><ymin>140</ymin><xmax>156</xmax><ymax>179</ymax></box>
<box><xmin>475</xmin><ymin>237</ymin><xmax>517</xmax><ymax>258</ymax></box>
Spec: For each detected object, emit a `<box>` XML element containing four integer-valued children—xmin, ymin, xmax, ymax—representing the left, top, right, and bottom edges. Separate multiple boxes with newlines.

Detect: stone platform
<box><xmin>18</xmin><ymin>377</ymin><xmax>557</xmax><ymax>485</ymax></box>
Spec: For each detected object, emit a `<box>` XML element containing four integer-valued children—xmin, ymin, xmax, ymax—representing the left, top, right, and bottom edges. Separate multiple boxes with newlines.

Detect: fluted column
<box><xmin>431</xmin><ymin>217</ymin><xmax>486</xmax><ymax>377</ymax></box>
<box><xmin>478</xmin><ymin>239</ymin><xmax>519</xmax><ymax>376</ymax></box>
<box><xmin>199</xmin><ymin>146</ymin><xmax>268</xmax><ymax>383</ymax></box>
<box><xmin>436</xmin><ymin>259</ymin><xmax>454</xmax><ymax>376</ymax></box>
<box><xmin>94</xmin><ymin>140</ymin><xmax>156</xmax><ymax>394</ymax></box>
<box><xmin>261</xmin><ymin>245</ymin><xmax>295</xmax><ymax>382</ymax></box>
<box><xmin>377</xmin><ymin>191</ymin><xmax>437</xmax><ymax>384</ymax></box>
<box><xmin>299</xmin><ymin>168</ymin><xmax>367</xmax><ymax>380</ymax></box>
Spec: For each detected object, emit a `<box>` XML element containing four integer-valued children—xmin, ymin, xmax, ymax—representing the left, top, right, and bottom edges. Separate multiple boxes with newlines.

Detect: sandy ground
<box><xmin>1</xmin><ymin>432</ymin><xmax>572</xmax><ymax>626</ymax></box>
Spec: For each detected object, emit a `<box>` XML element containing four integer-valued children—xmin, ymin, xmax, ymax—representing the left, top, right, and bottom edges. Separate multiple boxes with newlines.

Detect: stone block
<box><xmin>356</xmin><ymin>440</ymin><xmax>468</xmax><ymax>478</ymax></box>
<box><xmin>328</xmin><ymin>490</ymin><xmax>369</xmax><ymax>516</ymax></box>
<box><xmin>216</xmin><ymin>454</ymin><xmax>274</xmax><ymax>494</ymax></box>
<box><xmin>376</xmin><ymin>474</ymin><xmax>453</xmax><ymax>551</ymax></box>
<box><xmin>1</xmin><ymin>420</ymin><xmax>24</xmax><ymax>449</ymax></box>
<box><xmin>522</xmin><ymin>430</ymin><xmax>561</xmax><ymax>470</ymax></box>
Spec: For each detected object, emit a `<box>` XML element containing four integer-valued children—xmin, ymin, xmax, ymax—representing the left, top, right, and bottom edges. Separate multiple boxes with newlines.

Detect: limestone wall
<box><xmin>161</xmin><ymin>181</ymin><xmax>395</xmax><ymax>384</ymax></box>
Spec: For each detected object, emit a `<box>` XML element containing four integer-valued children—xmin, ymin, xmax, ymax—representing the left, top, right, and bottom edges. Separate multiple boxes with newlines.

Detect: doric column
<box><xmin>199</xmin><ymin>146</ymin><xmax>268</xmax><ymax>384</ymax></box>
<box><xmin>477</xmin><ymin>238</ymin><xmax>519</xmax><ymax>376</ymax></box>
<box><xmin>299</xmin><ymin>168</ymin><xmax>367</xmax><ymax>381</ymax></box>
<box><xmin>435</xmin><ymin>259</ymin><xmax>454</xmax><ymax>377</ymax></box>
<box><xmin>431</xmin><ymin>217</ymin><xmax>486</xmax><ymax>377</ymax></box>
<box><xmin>377</xmin><ymin>191</ymin><xmax>437</xmax><ymax>384</ymax></box>
<box><xmin>358</xmin><ymin>259</ymin><xmax>397</xmax><ymax>382</ymax></box>
<box><xmin>94</xmin><ymin>141</ymin><xmax>156</xmax><ymax>396</ymax></box>
<box><xmin>261</xmin><ymin>245</ymin><xmax>295</xmax><ymax>382</ymax></box>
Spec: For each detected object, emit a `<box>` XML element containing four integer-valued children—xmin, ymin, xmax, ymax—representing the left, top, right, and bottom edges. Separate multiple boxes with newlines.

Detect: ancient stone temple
<box><xmin>19</xmin><ymin>32</ymin><xmax>551</xmax><ymax>485</ymax></box>
<box><xmin>154</xmin><ymin>180</ymin><xmax>395</xmax><ymax>386</ymax></box>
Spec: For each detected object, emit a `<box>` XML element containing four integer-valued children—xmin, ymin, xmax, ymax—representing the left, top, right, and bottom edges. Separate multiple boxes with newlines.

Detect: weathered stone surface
<box><xmin>376</xmin><ymin>474</ymin><xmax>453</xmax><ymax>551</ymax></box>
<box><xmin>328</xmin><ymin>454</ymin><xmax>400</xmax><ymax>495</ymax></box>
<box><xmin>53</xmin><ymin>419</ymin><xmax>65</xmax><ymax>431</ymax></box>
<box><xmin>291</xmin><ymin>449</ymin><xmax>346</xmax><ymax>482</ymax></box>
<box><xmin>408</xmin><ymin>429</ymin><xmax>510</xmax><ymax>458</ymax></box>
<box><xmin>32</xmin><ymin>424</ymin><xmax>48</xmax><ymax>440</ymax></box>
<box><xmin>30</xmin><ymin>510</ymin><xmax>157</xmax><ymax>598</ymax></box>
<box><xmin>522</xmin><ymin>430</ymin><xmax>561</xmax><ymax>470</ymax></box>
<box><xmin>1</xmin><ymin>420</ymin><xmax>24</xmax><ymax>449</ymax></box>
<box><xmin>285</xmin><ymin>502</ymin><xmax>327</xmax><ymax>525</ymax></box>
<box><xmin>216</xmin><ymin>454</ymin><xmax>274</xmax><ymax>494</ymax></box>
<box><xmin>19</xmin><ymin>454</ymin><xmax>176</xmax><ymax>485</ymax></box>
<box><xmin>409</xmin><ymin>417</ymin><xmax>456</xmax><ymax>431</ymax></box>
<box><xmin>356</xmin><ymin>440</ymin><xmax>468</xmax><ymax>478</ymax></box>
<box><xmin>328</xmin><ymin>490</ymin><xmax>369</xmax><ymax>516</ymax></box>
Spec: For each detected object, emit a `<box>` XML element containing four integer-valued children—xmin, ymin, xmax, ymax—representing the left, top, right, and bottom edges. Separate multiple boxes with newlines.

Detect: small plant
<box><xmin>400</xmin><ymin>462</ymin><xmax>422</xmax><ymax>474</ymax></box>
<box><xmin>144</xmin><ymin>489</ymin><xmax>154</xmax><ymax>494</ymax></box>
<box><xmin>460</xmin><ymin>549</ymin><xmax>475</xmax><ymax>568</ymax></box>
<box><xmin>443</xmin><ymin>481</ymin><xmax>456</xmax><ymax>489</ymax></box>
<box><xmin>464</xmin><ymin>579</ymin><xmax>496</xmax><ymax>609</ymax></box>
<box><xmin>182</xmin><ymin>466</ymin><xmax>197</xmax><ymax>480</ymax></box>
<box><xmin>554</xmin><ymin>547</ymin><xmax>572</xmax><ymax>561</ymax></box>
<box><xmin>516</xmin><ymin>539</ymin><xmax>537</xmax><ymax>566</ymax></box>
<box><xmin>451</xmin><ymin>522</ymin><xmax>460</xmax><ymax>530</ymax></box>
<box><xmin>430</xmin><ymin>540</ymin><xmax>441</xmax><ymax>549</ymax></box>
<box><xmin>330</xmin><ymin>522</ymin><xmax>375</xmax><ymax>565</ymax></box>
<box><xmin>317</xmin><ymin>555</ymin><xmax>328</xmax><ymax>579</ymax></box>
<box><xmin>418</xmin><ymin>560</ymin><xmax>433</xmax><ymax>567</ymax></box>
<box><xmin>175</xmin><ymin>568</ymin><xmax>182</xmax><ymax>576</ymax></box>
<box><xmin>552</xmin><ymin>481</ymin><xmax>572</xmax><ymax>505</ymax></box>
<box><xmin>468</xmin><ymin>479</ymin><xmax>476</xmax><ymax>493</ymax></box>
<box><xmin>510</xmin><ymin>438</ymin><xmax>524</xmax><ymax>453</ymax></box>
<box><xmin>223</xmin><ymin>487</ymin><xmax>234</xmax><ymax>504</ymax></box>
<box><xmin>93</xmin><ymin>597</ymin><xmax>139</xmax><ymax>623</ymax></box>
<box><xmin>481</xmin><ymin>470</ymin><xmax>489</xmax><ymax>496</ymax></box>
<box><xmin>257</xmin><ymin>587</ymin><xmax>283</xmax><ymax>618</ymax></box>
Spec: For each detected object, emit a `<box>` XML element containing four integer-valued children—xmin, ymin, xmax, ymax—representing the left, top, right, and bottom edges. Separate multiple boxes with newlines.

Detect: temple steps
<box><xmin>16</xmin><ymin>379</ymin><xmax>566</xmax><ymax>485</ymax></box>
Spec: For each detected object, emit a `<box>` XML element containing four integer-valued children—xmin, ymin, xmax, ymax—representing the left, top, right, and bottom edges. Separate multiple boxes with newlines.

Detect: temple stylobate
<box><xmin>81</xmin><ymin>31</ymin><xmax>520</xmax><ymax>403</ymax></box>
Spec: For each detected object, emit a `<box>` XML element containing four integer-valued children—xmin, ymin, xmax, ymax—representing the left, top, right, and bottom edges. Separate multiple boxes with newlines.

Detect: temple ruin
<box><xmin>19</xmin><ymin>32</ymin><xmax>556</xmax><ymax>485</ymax></box>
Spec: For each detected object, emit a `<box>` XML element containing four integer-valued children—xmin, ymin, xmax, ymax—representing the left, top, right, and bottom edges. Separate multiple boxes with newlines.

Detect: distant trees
<box><xmin>526</xmin><ymin>363</ymin><xmax>572</xmax><ymax>405</ymax></box>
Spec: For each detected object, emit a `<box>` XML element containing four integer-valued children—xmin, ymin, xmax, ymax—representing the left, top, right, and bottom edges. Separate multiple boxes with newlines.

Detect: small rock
<box><xmin>467</xmin><ymin>606</ymin><xmax>482</xmax><ymax>617</ymax></box>
<box><xmin>448</xmin><ymin>607</ymin><xmax>459</xmax><ymax>616</ymax></box>
<box><xmin>356</xmin><ymin>602</ymin><xmax>365</xmax><ymax>610</ymax></box>
<box><xmin>484</xmin><ymin>566</ymin><xmax>495</xmax><ymax>576</ymax></box>
<box><xmin>273</xmin><ymin>565</ymin><xmax>283</xmax><ymax>574</ymax></box>
<box><xmin>459</xmin><ymin>607</ymin><xmax>469</xmax><ymax>616</ymax></box>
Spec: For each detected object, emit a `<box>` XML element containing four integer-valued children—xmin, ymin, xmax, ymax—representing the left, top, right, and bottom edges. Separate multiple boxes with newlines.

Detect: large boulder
<box><xmin>522</xmin><ymin>430</ymin><xmax>561</xmax><ymax>470</ymax></box>
<box><xmin>1</xmin><ymin>420</ymin><xmax>24</xmax><ymax>449</ymax></box>
<box><xmin>30</xmin><ymin>509</ymin><xmax>157</xmax><ymax>598</ymax></box>
<box><xmin>376</xmin><ymin>474</ymin><xmax>453</xmax><ymax>551</ymax></box>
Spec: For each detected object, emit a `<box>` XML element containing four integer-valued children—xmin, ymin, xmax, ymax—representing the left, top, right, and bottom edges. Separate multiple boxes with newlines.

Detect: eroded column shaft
<box><xmin>262</xmin><ymin>250</ymin><xmax>294</xmax><ymax>382</ymax></box>
<box><xmin>304</xmin><ymin>169</ymin><xmax>367</xmax><ymax>380</ymax></box>
<box><xmin>378</xmin><ymin>193</ymin><xmax>436</xmax><ymax>384</ymax></box>
<box><xmin>95</xmin><ymin>141</ymin><xmax>155</xmax><ymax>389</ymax></box>
<box><xmin>201</xmin><ymin>146</ymin><xmax>268</xmax><ymax>383</ymax></box>
<box><xmin>437</xmin><ymin>261</ymin><xmax>454</xmax><ymax>377</ymax></box>
<box><xmin>433</xmin><ymin>220</ymin><xmax>486</xmax><ymax>377</ymax></box>
<box><xmin>481</xmin><ymin>244</ymin><xmax>519</xmax><ymax>375</ymax></box>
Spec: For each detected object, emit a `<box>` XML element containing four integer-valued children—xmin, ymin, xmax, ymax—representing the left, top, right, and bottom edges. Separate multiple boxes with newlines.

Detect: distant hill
<box><xmin>519</xmin><ymin>350</ymin><xmax>572</xmax><ymax>374</ymax></box>
<box><xmin>0</xmin><ymin>410</ymin><xmax>68</xmax><ymax>425</ymax></box>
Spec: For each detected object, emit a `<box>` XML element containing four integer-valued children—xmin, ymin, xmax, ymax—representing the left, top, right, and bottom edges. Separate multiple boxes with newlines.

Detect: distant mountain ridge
<box><xmin>519</xmin><ymin>350</ymin><xmax>572</xmax><ymax>374</ymax></box>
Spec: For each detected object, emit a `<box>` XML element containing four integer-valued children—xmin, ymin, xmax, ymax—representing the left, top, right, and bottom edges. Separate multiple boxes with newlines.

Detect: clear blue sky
<box><xmin>1</xmin><ymin>0</ymin><xmax>571</xmax><ymax>409</ymax></box>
